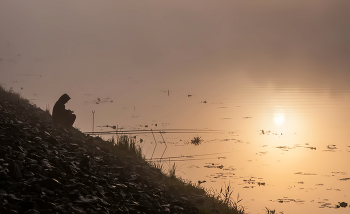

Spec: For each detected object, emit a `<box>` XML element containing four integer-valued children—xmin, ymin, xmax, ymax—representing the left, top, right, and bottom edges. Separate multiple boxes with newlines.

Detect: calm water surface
<box><xmin>2</xmin><ymin>68</ymin><xmax>350</xmax><ymax>214</ymax></box>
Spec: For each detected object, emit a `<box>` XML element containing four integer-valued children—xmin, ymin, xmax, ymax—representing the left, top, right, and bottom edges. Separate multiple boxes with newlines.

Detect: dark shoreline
<box><xmin>0</xmin><ymin>86</ymin><xmax>245</xmax><ymax>214</ymax></box>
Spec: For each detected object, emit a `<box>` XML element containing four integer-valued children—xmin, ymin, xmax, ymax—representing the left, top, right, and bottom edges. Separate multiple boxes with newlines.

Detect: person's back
<box><xmin>52</xmin><ymin>94</ymin><xmax>76</xmax><ymax>128</ymax></box>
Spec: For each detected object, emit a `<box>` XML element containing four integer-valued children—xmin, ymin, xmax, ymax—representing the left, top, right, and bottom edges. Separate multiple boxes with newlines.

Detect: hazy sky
<box><xmin>1</xmin><ymin>0</ymin><xmax>350</xmax><ymax>94</ymax></box>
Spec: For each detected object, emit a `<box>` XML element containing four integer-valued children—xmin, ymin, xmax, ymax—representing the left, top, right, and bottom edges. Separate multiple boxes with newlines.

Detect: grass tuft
<box><xmin>0</xmin><ymin>85</ymin><xmax>29</xmax><ymax>104</ymax></box>
<box><xmin>45</xmin><ymin>104</ymin><xmax>51</xmax><ymax>114</ymax></box>
<box><xmin>205</xmin><ymin>182</ymin><xmax>245</xmax><ymax>214</ymax></box>
<box><xmin>265</xmin><ymin>207</ymin><xmax>277</xmax><ymax>214</ymax></box>
<box><xmin>169</xmin><ymin>162</ymin><xmax>177</xmax><ymax>179</ymax></box>
<box><xmin>149</xmin><ymin>159</ymin><xmax>164</xmax><ymax>171</ymax></box>
<box><xmin>109</xmin><ymin>135</ymin><xmax>143</xmax><ymax>159</ymax></box>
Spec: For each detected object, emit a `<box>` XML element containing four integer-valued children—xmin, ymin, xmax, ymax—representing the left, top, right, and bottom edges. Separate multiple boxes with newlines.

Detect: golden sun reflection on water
<box><xmin>273</xmin><ymin>112</ymin><xmax>285</xmax><ymax>126</ymax></box>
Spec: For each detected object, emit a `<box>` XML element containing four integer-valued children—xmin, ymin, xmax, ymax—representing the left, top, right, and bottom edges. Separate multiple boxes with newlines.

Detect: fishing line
<box><xmin>145</xmin><ymin>151</ymin><xmax>234</xmax><ymax>161</ymax></box>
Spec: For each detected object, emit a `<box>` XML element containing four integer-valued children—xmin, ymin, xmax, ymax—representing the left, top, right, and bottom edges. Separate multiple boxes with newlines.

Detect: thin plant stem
<box><xmin>150</xmin><ymin>129</ymin><xmax>158</xmax><ymax>160</ymax></box>
<box><xmin>159</xmin><ymin>131</ymin><xmax>167</xmax><ymax>161</ymax></box>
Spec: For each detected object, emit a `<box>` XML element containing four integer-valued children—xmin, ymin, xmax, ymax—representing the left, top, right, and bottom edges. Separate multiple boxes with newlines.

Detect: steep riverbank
<box><xmin>0</xmin><ymin>86</ymin><xmax>245</xmax><ymax>214</ymax></box>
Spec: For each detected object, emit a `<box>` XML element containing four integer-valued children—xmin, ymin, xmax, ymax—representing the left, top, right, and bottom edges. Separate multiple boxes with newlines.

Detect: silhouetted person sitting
<box><xmin>52</xmin><ymin>94</ymin><xmax>76</xmax><ymax>128</ymax></box>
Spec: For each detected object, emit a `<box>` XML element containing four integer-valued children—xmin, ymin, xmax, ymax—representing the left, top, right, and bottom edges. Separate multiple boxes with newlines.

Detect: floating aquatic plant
<box><xmin>190</xmin><ymin>136</ymin><xmax>203</xmax><ymax>146</ymax></box>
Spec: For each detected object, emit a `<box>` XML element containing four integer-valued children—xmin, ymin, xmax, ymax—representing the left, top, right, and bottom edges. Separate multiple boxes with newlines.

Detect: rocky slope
<box><xmin>0</xmin><ymin>91</ymin><xmax>207</xmax><ymax>214</ymax></box>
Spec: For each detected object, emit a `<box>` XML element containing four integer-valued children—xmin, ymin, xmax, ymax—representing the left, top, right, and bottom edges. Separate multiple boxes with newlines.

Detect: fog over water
<box><xmin>1</xmin><ymin>1</ymin><xmax>350</xmax><ymax>213</ymax></box>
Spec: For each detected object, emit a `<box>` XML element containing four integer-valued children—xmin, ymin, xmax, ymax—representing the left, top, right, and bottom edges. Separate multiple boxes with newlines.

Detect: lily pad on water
<box><xmin>190</xmin><ymin>136</ymin><xmax>203</xmax><ymax>146</ymax></box>
<box><xmin>337</xmin><ymin>202</ymin><xmax>348</xmax><ymax>208</ymax></box>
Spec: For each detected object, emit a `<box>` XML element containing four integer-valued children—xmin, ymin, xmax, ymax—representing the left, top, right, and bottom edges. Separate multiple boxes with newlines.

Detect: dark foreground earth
<box><xmin>0</xmin><ymin>93</ymin><xmax>208</xmax><ymax>214</ymax></box>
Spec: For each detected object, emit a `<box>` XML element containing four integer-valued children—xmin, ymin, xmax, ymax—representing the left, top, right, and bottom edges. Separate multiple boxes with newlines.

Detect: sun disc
<box><xmin>273</xmin><ymin>113</ymin><xmax>285</xmax><ymax>126</ymax></box>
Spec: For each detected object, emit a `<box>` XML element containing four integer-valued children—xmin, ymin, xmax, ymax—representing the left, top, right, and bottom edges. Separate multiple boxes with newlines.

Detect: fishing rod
<box><xmin>88</xmin><ymin>128</ymin><xmax>222</xmax><ymax>132</ymax></box>
<box><xmin>85</xmin><ymin>131</ymin><xmax>221</xmax><ymax>135</ymax></box>
<box><xmin>84</xmin><ymin>128</ymin><xmax>224</xmax><ymax>135</ymax></box>
<box><xmin>146</xmin><ymin>157</ymin><xmax>224</xmax><ymax>162</ymax></box>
